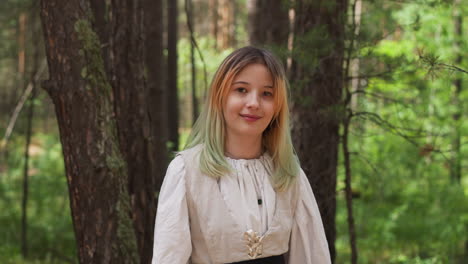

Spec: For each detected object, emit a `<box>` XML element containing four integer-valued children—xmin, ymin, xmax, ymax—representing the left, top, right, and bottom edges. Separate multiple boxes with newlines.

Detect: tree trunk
<box><xmin>217</xmin><ymin>0</ymin><xmax>235</xmax><ymax>49</ymax></box>
<box><xmin>21</xmin><ymin>78</ymin><xmax>36</xmax><ymax>259</ymax></box>
<box><xmin>451</xmin><ymin>0</ymin><xmax>462</xmax><ymax>184</ymax></box>
<box><xmin>341</xmin><ymin>1</ymin><xmax>361</xmax><ymax>263</ymax></box>
<box><xmin>350</xmin><ymin>0</ymin><xmax>362</xmax><ymax>111</ymax></box>
<box><xmin>143</xmin><ymin>0</ymin><xmax>167</xmax><ymax>260</ymax></box>
<box><xmin>167</xmin><ymin>0</ymin><xmax>179</xmax><ymax>152</ymax></box>
<box><xmin>186</xmin><ymin>0</ymin><xmax>198</xmax><ymax>124</ymax></box>
<box><xmin>18</xmin><ymin>13</ymin><xmax>26</xmax><ymax>75</ymax></box>
<box><xmin>209</xmin><ymin>0</ymin><xmax>219</xmax><ymax>49</ymax></box>
<box><xmin>247</xmin><ymin>0</ymin><xmax>289</xmax><ymax>49</ymax></box>
<box><xmin>40</xmin><ymin>0</ymin><xmax>138</xmax><ymax>263</ymax></box>
<box><xmin>19</xmin><ymin>13</ymin><xmax>29</xmax><ymax>257</ymax></box>
<box><xmin>109</xmin><ymin>0</ymin><xmax>164</xmax><ymax>263</ymax></box>
<box><xmin>9</xmin><ymin>12</ymin><xmax>27</xmax><ymax>120</ymax></box>
<box><xmin>21</xmin><ymin>4</ymin><xmax>42</xmax><ymax>257</ymax></box>
<box><xmin>89</xmin><ymin>0</ymin><xmax>111</xmax><ymax>79</ymax></box>
<box><xmin>290</xmin><ymin>0</ymin><xmax>348</xmax><ymax>262</ymax></box>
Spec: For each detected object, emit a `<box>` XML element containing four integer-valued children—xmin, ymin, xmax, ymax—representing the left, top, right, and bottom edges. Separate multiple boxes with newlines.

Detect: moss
<box><xmin>74</xmin><ymin>19</ymin><xmax>139</xmax><ymax>262</ymax></box>
<box><xmin>74</xmin><ymin>19</ymin><xmax>116</xmax><ymax>151</ymax></box>
<box><xmin>74</xmin><ymin>19</ymin><xmax>112</xmax><ymax>98</ymax></box>
<box><xmin>106</xmin><ymin>153</ymin><xmax>126</xmax><ymax>171</ymax></box>
<box><xmin>114</xmin><ymin>190</ymin><xmax>139</xmax><ymax>263</ymax></box>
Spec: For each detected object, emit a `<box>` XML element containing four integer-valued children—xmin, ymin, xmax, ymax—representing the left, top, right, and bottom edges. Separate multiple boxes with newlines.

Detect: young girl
<box><xmin>152</xmin><ymin>47</ymin><xmax>331</xmax><ymax>264</ymax></box>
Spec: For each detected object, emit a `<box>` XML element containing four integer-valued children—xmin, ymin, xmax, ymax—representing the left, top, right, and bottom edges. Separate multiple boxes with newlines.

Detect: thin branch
<box><xmin>351</xmin><ymin>152</ymin><xmax>381</xmax><ymax>176</ymax></box>
<box><xmin>418</xmin><ymin>53</ymin><xmax>468</xmax><ymax>78</ymax></box>
<box><xmin>352</xmin><ymin>90</ymin><xmax>416</xmax><ymax>106</ymax></box>
<box><xmin>343</xmin><ymin>1</ymin><xmax>360</xmax><ymax>263</ymax></box>
<box><xmin>353</xmin><ymin>111</ymin><xmax>425</xmax><ymax>140</ymax></box>
<box><xmin>437</xmin><ymin>62</ymin><xmax>468</xmax><ymax>75</ymax></box>
<box><xmin>186</xmin><ymin>0</ymin><xmax>198</xmax><ymax>122</ymax></box>
<box><xmin>346</xmin><ymin>70</ymin><xmax>394</xmax><ymax>80</ymax></box>
<box><xmin>1</xmin><ymin>59</ymin><xmax>47</xmax><ymax>153</ymax></box>
<box><xmin>21</xmin><ymin>78</ymin><xmax>36</xmax><ymax>258</ymax></box>
<box><xmin>352</xmin><ymin>111</ymin><xmax>451</xmax><ymax>162</ymax></box>
<box><xmin>184</xmin><ymin>0</ymin><xmax>209</xmax><ymax>97</ymax></box>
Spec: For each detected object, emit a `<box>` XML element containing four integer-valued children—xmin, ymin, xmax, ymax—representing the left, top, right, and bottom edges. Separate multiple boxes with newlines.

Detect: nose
<box><xmin>246</xmin><ymin>93</ymin><xmax>260</xmax><ymax>109</ymax></box>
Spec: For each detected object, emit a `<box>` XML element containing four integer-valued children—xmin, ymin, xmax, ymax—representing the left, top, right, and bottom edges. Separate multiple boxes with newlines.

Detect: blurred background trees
<box><xmin>0</xmin><ymin>0</ymin><xmax>466</xmax><ymax>263</ymax></box>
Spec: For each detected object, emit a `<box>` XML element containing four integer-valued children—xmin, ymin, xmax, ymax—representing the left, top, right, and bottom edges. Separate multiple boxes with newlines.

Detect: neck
<box><xmin>224</xmin><ymin>133</ymin><xmax>263</xmax><ymax>159</ymax></box>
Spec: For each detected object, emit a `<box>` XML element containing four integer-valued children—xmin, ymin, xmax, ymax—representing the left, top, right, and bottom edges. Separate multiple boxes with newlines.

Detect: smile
<box><xmin>240</xmin><ymin>114</ymin><xmax>262</xmax><ymax>122</ymax></box>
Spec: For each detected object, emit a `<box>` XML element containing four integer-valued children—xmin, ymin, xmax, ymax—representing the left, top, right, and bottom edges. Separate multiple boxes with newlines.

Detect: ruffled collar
<box><xmin>224</xmin><ymin>152</ymin><xmax>272</xmax><ymax>165</ymax></box>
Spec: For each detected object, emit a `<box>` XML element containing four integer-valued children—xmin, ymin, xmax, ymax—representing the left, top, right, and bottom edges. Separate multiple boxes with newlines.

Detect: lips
<box><xmin>240</xmin><ymin>114</ymin><xmax>262</xmax><ymax>122</ymax></box>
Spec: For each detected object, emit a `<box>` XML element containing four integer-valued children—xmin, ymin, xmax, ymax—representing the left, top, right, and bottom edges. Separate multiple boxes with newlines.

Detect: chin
<box><xmin>227</xmin><ymin>122</ymin><xmax>268</xmax><ymax>138</ymax></box>
<box><xmin>237</xmin><ymin>128</ymin><xmax>266</xmax><ymax>138</ymax></box>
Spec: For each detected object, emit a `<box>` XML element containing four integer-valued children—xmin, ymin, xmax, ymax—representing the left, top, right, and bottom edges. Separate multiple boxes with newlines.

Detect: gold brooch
<box><xmin>243</xmin><ymin>229</ymin><xmax>264</xmax><ymax>259</ymax></box>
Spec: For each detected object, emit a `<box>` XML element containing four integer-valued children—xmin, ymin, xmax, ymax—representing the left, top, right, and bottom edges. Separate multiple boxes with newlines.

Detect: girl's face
<box><xmin>223</xmin><ymin>63</ymin><xmax>275</xmax><ymax>140</ymax></box>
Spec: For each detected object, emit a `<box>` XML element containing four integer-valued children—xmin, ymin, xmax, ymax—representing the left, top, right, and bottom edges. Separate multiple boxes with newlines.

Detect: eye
<box><xmin>263</xmin><ymin>91</ymin><xmax>273</xmax><ymax>97</ymax></box>
<box><xmin>236</xmin><ymin>87</ymin><xmax>247</xmax><ymax>93</ymax></box>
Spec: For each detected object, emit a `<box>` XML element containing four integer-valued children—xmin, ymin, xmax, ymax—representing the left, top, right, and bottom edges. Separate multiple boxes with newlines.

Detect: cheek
<box><xmin>226</xmin><ymin>97</ymin><xmax>242</xmax><ymax>112</ymax></box>
<box><xmin>264</xmin><ymin>101</ymin><xmax>276</xmax><ymax>119</ymax></box>
<box><xmin>223</xmin><ymin>97</ymin><xmax>241</xmax><ymax>120</ymax></box>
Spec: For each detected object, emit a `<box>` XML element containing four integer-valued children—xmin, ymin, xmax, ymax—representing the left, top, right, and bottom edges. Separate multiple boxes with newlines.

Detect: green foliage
<box><xmin>1</xmin><ymin>0</ymin><xmax>466</xmax><ymax>263</ymax></box>
<box><xmin>177</xmin><ymin>36</ymin><xmax>233</xmax><ymax>128</ymax></box>
<box><xmin>337</xmin><ymin>133</ymin><xmax>467</xmax><ymax>263</ymax></box>
<box><xmin>0</xmin><ymin>134</ymin><xmax>77</xmax><ymax>263</ymax></box>
<box><xmin>336</xmin><ymin>0</ymin><xmax>468</xmax><ymax>263</ymax></box>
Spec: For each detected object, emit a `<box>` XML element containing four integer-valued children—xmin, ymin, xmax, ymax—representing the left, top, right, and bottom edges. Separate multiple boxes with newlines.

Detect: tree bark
<box><xmin>217</xmin><ymin>0</ymin><xmax>235</xmax><ymax>49</ymax></box>
<box><xmin>142</xmin><ymin>0</ymin><xmax>167</xmax><ymax>260</ymax></box>
<box><xmin>350</xmin><ymin>0</ymin><xmax>362</xmax><ymax>111</ymax></box>
<box><xmin>341</xmin><ymin>1</ymin><xmax>361</xmax><ymax>263</ymax></box>
<box><xmin>290</xmin><ymin>0</ymin><xmax>348</xmax><ymax>262</ymax></box>
<box><xmin>21</xmin><ymin>4</ymin><xmax>42</xmax><ymax>257</ymax></box>
<box><xmin>21</xmin><ymin>78</ymin><xmax>36</xmax><ymax>259</ymax></box>
<box><xmin>247</xmin><ymin>0</ymin><xmax>289</xmax><ymax>49</ymax></box>
<box><xmin>40</xmin><ymin>0</ymin><xmax>138</xmax><ymax>263</ymax></box>
<box><xmin>186</xmin><ymin>0</ymin><xmax>198</xmax><ymax>124</ymax></box>
<box><xmin>89</xmin><ymin>0</ymin><xmax>111</xmax><ymax>79</ymax></box>
<box><xmin>19</xmin><ymin>13</ymin><xmax>29</xmax><ymax>257</ymax></box>
<box><xmin>209</xmin><ymin>0</ymin><xmax>219</xmax><ymax>49</ymax></box>
<box><xmin>18</xmin><ymin>13</ymin><xmax>26</xmax><ymax>75</ymax></box>
<box><xmin>109</xmin><ymin>0</ymin><xmax>164</xmax><ymax>263</ymax></box>
<box><xmin>167</xmin><ymin>0</ymin><xmax>179</xmax><ymax>152</ymax></box>
<box><xmin>342</xmin><ymin>117</ymin><xmax>358</xmax><ymax>264</ymax></box>
<box><xmin>10</xmin><ymin>12</ymin><xmax>27</xmax><ymax>119</ymax></box>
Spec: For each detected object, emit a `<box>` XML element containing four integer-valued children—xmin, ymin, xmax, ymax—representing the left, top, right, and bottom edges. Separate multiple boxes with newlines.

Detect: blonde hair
<box><xmin>185</xmin><ymin>46</ymin><xmax>299</xmax><ymax>190</ymax></box>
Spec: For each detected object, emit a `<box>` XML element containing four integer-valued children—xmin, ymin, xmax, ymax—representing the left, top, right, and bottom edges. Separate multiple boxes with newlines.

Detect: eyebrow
<box><xmin>232</xmin><ymin>81</ymin><xmax>273</xmax><ymax>88</ymax></box>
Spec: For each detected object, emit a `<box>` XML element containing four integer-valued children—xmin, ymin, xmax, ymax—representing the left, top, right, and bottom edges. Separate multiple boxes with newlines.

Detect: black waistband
<box><xmin>227</xmin><ymin>255</ymin><xmax>285</xmax><ymax>264</ymax></box>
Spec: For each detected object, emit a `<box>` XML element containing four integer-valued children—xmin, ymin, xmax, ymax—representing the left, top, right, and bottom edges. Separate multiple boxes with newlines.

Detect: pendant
<box><xmin>243</xmin><ymin>229</ymin><xmax>264</xmax><ymax>259</ymax></box>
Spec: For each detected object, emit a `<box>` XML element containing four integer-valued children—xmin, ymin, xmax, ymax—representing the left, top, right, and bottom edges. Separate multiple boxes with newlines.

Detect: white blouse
<box><xmin>152</xmin><ymin>149</ymin><xmax>331</xmax><ymax>264</ymax></box>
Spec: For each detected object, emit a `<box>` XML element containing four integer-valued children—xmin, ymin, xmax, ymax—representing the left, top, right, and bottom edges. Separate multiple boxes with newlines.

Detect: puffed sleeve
<box><xmin>152</xmin><ymin>156</ymin><xmax>192</xmax><ymax>264</ymax></box>
<box><xmin>287</xmin><ymin>169</ymin><xmax>331</xmax><ymax>264</ymax></box>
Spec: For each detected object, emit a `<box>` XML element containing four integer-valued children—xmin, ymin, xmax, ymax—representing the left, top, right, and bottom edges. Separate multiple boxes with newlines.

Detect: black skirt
<box><xmin>227</xmin><ymin>255</ymin><xmax>285</xmax><ymax>264</ymax></box>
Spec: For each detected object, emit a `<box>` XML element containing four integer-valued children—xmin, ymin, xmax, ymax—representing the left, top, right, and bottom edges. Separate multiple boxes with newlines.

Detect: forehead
<box><xmin>233</xmin><ymin>63</ymin><xmax>273</xmax><ymax>84</ymax></box>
